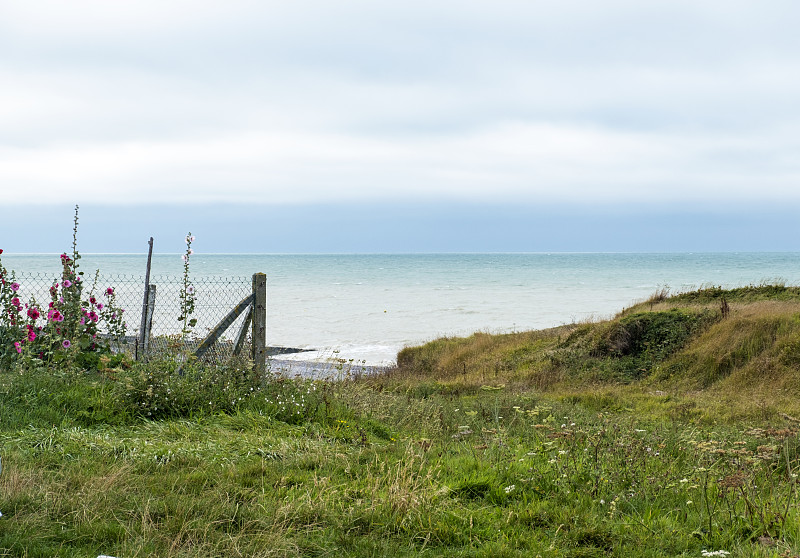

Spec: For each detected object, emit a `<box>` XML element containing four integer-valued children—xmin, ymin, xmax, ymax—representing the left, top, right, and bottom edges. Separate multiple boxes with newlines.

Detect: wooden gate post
<box><xmin>251</xmin><ymin>273</ymin><xmax>267</xmax><ymax>380</ymax></box>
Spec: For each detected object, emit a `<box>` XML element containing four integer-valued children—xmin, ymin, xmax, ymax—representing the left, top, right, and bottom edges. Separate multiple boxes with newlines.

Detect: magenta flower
<box><xmin>27</xmin><ymin>307</ymin><xmax>40</xmax><ymax>320</ymax></box>
<box><xmin>96</xmin><ymin>303</ymin><xmax>104</xmax><ymax>310</ymax></box>
<box><xmin>63</xmin><ymin>279</ymin><xmax>72</xmax><ymax>288</ymax></box>
<box><xmin>14</xmin><ymin>341</ymin><xmax>22</xmax><ymax>353</ymax></box>
<box><xmin>105</xmin><ymin>287</ymin><xmax>114</xmax><ymax>296</ymax></box>
<box><xmin>62</xmin><ymin>339</ymin><xmax>71</xmax><ymax>349</ymax></box>
<box><xmin>10</xmin><ymin>282</ymin><xmax>19</xmax><ymax>291</ymax></box>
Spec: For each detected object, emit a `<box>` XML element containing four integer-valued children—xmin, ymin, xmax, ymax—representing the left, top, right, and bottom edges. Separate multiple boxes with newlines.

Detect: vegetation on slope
<box><xmin>389</xmin><ymin>284</ymin><xmax>800</xmax><ymax>422</ymax></box>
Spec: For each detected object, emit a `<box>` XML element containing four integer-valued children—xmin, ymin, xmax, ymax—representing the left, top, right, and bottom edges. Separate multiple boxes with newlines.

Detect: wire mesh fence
<box><xmin>15</xmin><ymin>272</ymin><xmax>253</xmax><ymax>362</ymax></box>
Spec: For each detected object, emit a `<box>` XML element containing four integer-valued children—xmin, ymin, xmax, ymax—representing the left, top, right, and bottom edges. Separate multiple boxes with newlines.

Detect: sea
<box><xmin>2</xmin><ymin>253</ymin><xmax>798</xmax><ymax>366</ymax></box>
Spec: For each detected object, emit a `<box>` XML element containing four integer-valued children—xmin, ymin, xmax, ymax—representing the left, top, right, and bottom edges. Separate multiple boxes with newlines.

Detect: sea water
<box><xmin>2</xmin><ymin>253</ymin><xmax>799</xmax><ymax>365</ymax></box>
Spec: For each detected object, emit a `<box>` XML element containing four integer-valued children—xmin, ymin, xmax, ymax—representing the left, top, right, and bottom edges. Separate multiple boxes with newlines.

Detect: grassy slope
<box><xmin>1</xmin><ymin>286</ymin><xmax>800</xmax><ymax>557</ymax></box>
<box><xmin>390</xmin><ymin>285</ymin><xmax>800</xmax><ymax>423</ymax></box>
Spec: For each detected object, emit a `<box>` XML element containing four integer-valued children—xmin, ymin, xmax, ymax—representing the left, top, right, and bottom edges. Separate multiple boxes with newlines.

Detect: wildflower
<box><xmin>10</xmin><ymin>282</ymin><xmax>20</xmax><ymax>291</ymax></box>
<box><xmin>14</xmin><ymin>342</ymin><xmax>21</xmax><ymax>354</ymax></box>
<box><xmin>62</xmin><ymin>340</ymin><xmax>71</xmax><ymax>349</ymax></box>
<box><xmin>701</xmin><ymin>551</ymin><xmax>731</xmax><ymax>557</ymax></box>
<box><xmin>504</xmin><ymin>485</ymin><xmax>516</xmax><ymax>494</ymax></box>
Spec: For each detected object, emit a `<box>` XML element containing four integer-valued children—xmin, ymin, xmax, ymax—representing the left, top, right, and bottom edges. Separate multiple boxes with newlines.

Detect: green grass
<box><xmin>2</xmin><ymin>286</ymin><xmax>800</xmax><ymax>557</ymax></box>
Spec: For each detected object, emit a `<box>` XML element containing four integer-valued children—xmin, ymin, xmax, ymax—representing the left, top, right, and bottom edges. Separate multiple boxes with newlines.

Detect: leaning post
<box><xmin>251</xmin><ymin>273</ymin><xmax>267</xmax><ymax>381</ymax></box>
<box><xmin>142</xmin><ymin>284</ymin><xmax>156</xmax><ymax>357</ymax></box>
<box><xmin>136</xmin><ymin>237</ymin><xmax>154</xmax><ymax>360</ymax></box>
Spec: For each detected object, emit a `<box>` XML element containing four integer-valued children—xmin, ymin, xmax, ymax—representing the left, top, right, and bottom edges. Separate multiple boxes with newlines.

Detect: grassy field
<box><xmin>1</xmin><ymin>285</ymin><xmax>800</xmax><ymax>557</ymax></box>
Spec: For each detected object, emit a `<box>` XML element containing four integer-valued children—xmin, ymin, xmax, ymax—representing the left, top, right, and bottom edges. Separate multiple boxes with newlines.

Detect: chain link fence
<box><xmin>15</xmin><ymin>272</ymin><xmax>253</xmax><ymax>362</ymax></box>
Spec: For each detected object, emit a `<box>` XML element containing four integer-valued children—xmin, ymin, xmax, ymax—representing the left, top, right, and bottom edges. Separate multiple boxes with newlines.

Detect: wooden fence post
<box><xmin>141</xmin><ymin>284</ymin><xmax>156</xmax><ymax>358</ymax></box>
<box><xmin>136</xmin><ymin>237</ymin><xmax>154</xmax><ymax>361</ymax></box>
<box><xmin>251</xmin><ymin>273</ymin><xmax>267</xmax><ymax>380</ymax></box>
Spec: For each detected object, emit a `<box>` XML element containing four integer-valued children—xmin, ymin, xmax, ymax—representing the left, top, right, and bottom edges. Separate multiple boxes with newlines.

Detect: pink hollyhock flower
<box><xmin>62</xmin><ymin>339</ymin><xmax>71</xmax><ymax>349</ymax></box>
<box><xmin>96</xmin><ymin>303</ymin><xmax>104</xmax><ymax>310</ymax></box>
<box><xmin>63</xmin><ymin>279</ymin><xmax>72</xmax><ymax>287</ymax></box>
<box><xmin>10</xmin><ymin>282</ymin><xmax>19</xmax><ymax>291</ymax></box>
<box><xmin>80</xmin><ymin>317</ymin><xmax>85</xmax><ymax>325</ymax></box>
<box><xmin>90</xmin><ymin>297</ymin><xmax>96</xmax><ymax>305</ymax></box>
<box><xmin>28</xmin><ymin>330</ymin><xmax>36</xmax><ymax>342</ymax></box>
<box><xmin>181</xmin><ymin>254</ymin><xmax>188</xmax><ymax>262</ymax></box>
<box><xmin>28</xmin><ymin>307</ymin><xmax>40</xmax><ymax>320</ymax></box>
<box><xmin>14</xmin><ymin>341</ymin><xmax>21</xmax><ymax>353</ymax></box>
<box><xmin>105</xmin><ymin>287</ymin><xmax>113</xmax><ymax>296</ymax></box>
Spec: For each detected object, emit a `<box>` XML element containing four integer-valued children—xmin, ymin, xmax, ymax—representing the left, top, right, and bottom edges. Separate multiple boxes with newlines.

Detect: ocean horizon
<box><xmin>3</xmin><ymin>252</ymin><xmax>798</xmax><ymax>365</ymax></box>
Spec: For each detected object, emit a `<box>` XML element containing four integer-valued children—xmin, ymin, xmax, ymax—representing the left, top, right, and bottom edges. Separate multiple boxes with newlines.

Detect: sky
<box><xmin>1</xmin><ymin>0</ymin><xmax>799</xmax><ymax>253</ymax></box>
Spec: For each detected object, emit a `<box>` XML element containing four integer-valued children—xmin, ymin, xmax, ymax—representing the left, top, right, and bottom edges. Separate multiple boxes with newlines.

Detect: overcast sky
<box><xmin>2</xmin><ymin>1</ymin><xmax>799</xmax><ymax>252</ymax></box>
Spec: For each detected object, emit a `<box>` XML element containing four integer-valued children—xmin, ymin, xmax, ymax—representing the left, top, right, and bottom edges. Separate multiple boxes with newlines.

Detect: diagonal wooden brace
<box><xmin>193</xmin><ymin>293</ymin><xmax>255</xmax><ymax>360</ymax></box>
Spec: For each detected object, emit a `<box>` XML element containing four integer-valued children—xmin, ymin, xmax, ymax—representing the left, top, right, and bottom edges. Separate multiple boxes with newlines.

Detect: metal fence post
<box><xmin>251</xmin><ymin>273</ymin><xmax>267</xmax><ymax>379</ymax></box>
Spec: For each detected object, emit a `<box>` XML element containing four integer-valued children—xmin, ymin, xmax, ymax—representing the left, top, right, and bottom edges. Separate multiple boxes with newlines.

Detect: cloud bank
<box><xmin>1</xmin><ymin>0</ymin><xmax>800</xmax><ymax>206</ymax></box>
